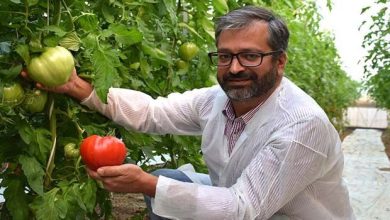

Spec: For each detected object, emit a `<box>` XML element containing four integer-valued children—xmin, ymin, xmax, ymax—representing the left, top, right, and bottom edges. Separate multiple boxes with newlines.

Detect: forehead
<box><xmin>217</xmin><ymin>21</ymin><xmax>270</xmax><ymax>50</ymax></box>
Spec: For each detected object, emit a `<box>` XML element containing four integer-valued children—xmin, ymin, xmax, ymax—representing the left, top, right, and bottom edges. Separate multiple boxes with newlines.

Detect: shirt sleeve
<box><xmin>81</xmin><ymin>88</ymin><xmax>213</xmax><ymax>135</ymax></box>
<box><xmin>152</xmin><ymin>116</ymin><xmax>337</xmax><ymax>220</ymax></box>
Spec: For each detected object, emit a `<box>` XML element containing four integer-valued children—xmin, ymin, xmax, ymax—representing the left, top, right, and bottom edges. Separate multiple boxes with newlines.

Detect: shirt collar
<box><xmin>222</xmin><ymin>99</ymin><xmax>264</xmax><ymax>123</ymax></box>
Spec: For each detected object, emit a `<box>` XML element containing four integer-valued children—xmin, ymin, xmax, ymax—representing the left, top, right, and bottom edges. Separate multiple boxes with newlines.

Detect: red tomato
<box><xmin>80</xmin><ymin>135</ymin><xmax>127</xmax><ymax>171</ymax></box>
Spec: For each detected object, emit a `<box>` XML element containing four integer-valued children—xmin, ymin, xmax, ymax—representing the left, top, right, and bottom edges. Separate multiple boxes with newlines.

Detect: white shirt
<box><xmin>82</xmin><ymin>77</ymin><xmax>355</xmax><ymax>220</ymax></box>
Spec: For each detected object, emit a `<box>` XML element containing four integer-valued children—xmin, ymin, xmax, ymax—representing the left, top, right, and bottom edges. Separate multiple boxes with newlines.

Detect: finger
<box><xmin>97</xmin><ymin>164</ymin><xmax>136</xmax><ymax>177</ymax></box>
<box><xmin>20</xmin><ymin>69</ymin><xmax>31</xmax><ymax>80</ymax></box>
<box><xmin>86</xmin><ymin>168</ymin><xmax>103</xmax><ymax>181</ymax></box>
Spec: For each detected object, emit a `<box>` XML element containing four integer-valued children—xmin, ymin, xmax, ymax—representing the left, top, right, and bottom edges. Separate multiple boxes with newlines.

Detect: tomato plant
<box><xmin>80</xmin><ymin>135</ymin><xmax>127</xmax><ymax>171</ymax></box>
<box><xmin>27</xmin><ymin>46</ymin><xmax>75</xmax><ymax>87</ymax></box>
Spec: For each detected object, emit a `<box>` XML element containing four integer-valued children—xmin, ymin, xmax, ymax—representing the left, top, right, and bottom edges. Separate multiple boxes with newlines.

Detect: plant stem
<box><xmin>53</xmin><ymin>0</ymin><xmax>61</xmax><ymax>26</ymax></box>
<box><xmin>44</xmin><ymin>95</ymin><xmax>57</xmax><ymax>187</ymax></box>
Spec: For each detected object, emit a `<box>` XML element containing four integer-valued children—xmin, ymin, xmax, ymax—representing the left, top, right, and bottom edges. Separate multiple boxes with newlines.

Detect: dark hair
<box><xmin>215</xmin><ymin>6</ymin><xmax>289</xmax><ymax>52</ymax></box>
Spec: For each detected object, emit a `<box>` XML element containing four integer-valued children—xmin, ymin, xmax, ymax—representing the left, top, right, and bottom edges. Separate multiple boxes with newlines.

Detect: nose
<box><xmin>229</xmin><ymin>56</ymin><xmax>246</xmax><ymax>74</ymax></box>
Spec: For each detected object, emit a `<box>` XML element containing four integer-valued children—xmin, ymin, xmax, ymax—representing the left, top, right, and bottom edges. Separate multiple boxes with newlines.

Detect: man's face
<box><xmin>216</xmin><ymin>21</ymin><xmax>285</xmax><ymax>101</ymax></box>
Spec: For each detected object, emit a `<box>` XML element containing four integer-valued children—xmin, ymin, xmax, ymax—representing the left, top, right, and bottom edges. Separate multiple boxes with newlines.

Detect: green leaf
<box><xmin>3</xmin><ymin>176</ymin><xmax>30</xmax><ymax>220</ymax></box>
<box><xmin>77</xmin><ymin>13</ymin><xmax>99</xmax><ymax>32</ymax></box>
<box><xmin>15</xmin><ymin>44</ymin><xmax>30</xmax><ymax>65</ymax></box>
<box><xmin>0</xmin><ymin>64</ymin><xmax>22</xmax><ymax>80</ymax></box>
<box><xmin>27</xmin><ymin>0</ymin><xmax>39</xmax><ymax>6</ymax></box>
<box><xmin>9</xmin><ymin>0</ymin><xmax>22</xmax><ymax>4</ymax></box>
<box><xmin>19</xmin><ymin>155</ymin><xmax>45</xmax><ymax>195</ymax></box>
<box><xmin>200</xmin><ymin>17</ymin><xmax>215</xmax><ymax>40</ymax></box>
<box><xmin>91</xmin><ymin>47</ymin><xmax>122</xmax><ymax>103</ymax></box>
<box><xmin>102</xmin><ymin>5</ymin><xmax>115</xmax><ymax>23</ymax></box>
<box><xmin>80</xmin><ymin>179</ymin><xmax>97</xmax><ymax>212</ymax></box>
<box><xmin>38</xmin><ymin>25</ymin><xmax>67</xmax><ymax>37</ymax></box>
<box><xmin>141</xmin><ymin>43</ymin><xmax>170</xmax><ymax>63</ymax></box>
<box><xmin>19</xmin><ymin>125</ymin><xmax>52</xmax><ymax>164</ymax></box>
<box><xmin>212</xmin><ymin>0</ymin><xmax>229</xmax><ymax>14</ymax></box>
<box><xmin>30</xmin><ymin>188</ymin><xmax>68</xmax><ymax>220</ymax></box>
<box><xmin>162</xmin><ymin>0</ymin><xmax>177</xmax><ymax>25</ymax></box>
<box><xmin>178</xmin><ymin>23</ymin><xmax>204</xmax><ymax>41</ymax></box>
<box><xmin>109</xmin><ymin>24</ymin><xmax>143</xmax><ymax>46</ymax></box>
<box><xmin>59</xmin><ymin>31</ymin><xmax>81</xmax><ymax>51</ymax></box>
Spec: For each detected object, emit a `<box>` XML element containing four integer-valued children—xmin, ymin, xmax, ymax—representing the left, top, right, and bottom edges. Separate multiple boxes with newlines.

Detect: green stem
<box><xmin>44</xmin><ymin>95</ymin><xmax>57</xmax><ymax>187</ymax></box>
<box><xmin>61</xmin><ymin>0</ymin><xmax>75</xmax><ymax>30</ymax></box>
<box><xmin>47</xmin><ymin>0</ymin><xmax>50</xmax><ymax>26</ymax></box>
<box><xmin>52</xmin><ymin>0</ymin><xmax>61</xmax><ymax>26</ymax></box>
<box><xmin>75</xmin><ymin>155</ymin><xmax>82</xmax><ymax>178</ymax></box>
<box><xmin>0</xmin><ymin>11</ymin><xmax>26</xmax><ymax>15</ymax></box>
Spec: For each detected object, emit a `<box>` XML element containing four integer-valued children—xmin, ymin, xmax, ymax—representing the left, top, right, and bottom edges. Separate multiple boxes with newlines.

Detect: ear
<box><xmin>276</xmin><ymin>52</ymin><xmax>287</xmax><ymax>75</ymax></box>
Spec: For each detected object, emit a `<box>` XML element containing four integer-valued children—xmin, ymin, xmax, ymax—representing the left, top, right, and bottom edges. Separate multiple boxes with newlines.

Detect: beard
<box><xmin>218</xmin><ymin>65</ymin><xmax>278</xmax><ymax>101</ymax></box>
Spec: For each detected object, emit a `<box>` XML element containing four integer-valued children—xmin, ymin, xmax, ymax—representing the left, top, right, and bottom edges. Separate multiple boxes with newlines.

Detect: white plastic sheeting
<box><xmin>346</xmin><ymin>107</ymin><xmax>388</xmax><ymax>129</ymax></box>
<box><xmin>342</xmin><ymin>129</ymin><xmax>390</xmax><ymax>219</ymax></box>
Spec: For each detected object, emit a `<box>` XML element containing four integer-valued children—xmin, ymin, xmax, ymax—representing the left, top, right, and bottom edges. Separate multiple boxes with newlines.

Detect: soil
<box><xmin>111</xmin><ymin>127</ymin><xmax>390</xmax><ymax>219</ymax></box>
<box><xmin>111</xmin><ymin>193</ymin><xmax>147</xmax><ymax>220</ymax></box>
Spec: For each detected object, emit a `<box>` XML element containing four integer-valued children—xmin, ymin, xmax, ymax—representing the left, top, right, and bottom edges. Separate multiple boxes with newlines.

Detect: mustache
<box><xmin>223</xmin><ymin>72</ymin><xmax>257</xmax><ymax>81</ymax></box>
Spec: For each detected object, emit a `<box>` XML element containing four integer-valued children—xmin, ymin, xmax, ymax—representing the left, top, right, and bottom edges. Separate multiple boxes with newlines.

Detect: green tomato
<box><xmin>27</xmin><ymin>46</ymin><xmax>75</xmax><ymax>87</ymax></box>
<box><xmin>1</xmin><ymin>82</ymin><xmax>25</xmax><ymax>106</ymax></box>
<box><xmin>178</xmin><ymin>42</ymin><xmax>199</xmax><ymax>61</ymax></box>
<box><xmin>176</xmin><ymin>60</ymin><xmax>189</xmax><ymax>71</ymax></box>
<box><xmin>23</xmin><ymin>89</ymin><xmax>48</xmax><ymax>113</ymax></box>
<box><xmin>64</xmin><ymin>143</ymin><xmax>80</xmax><ymax>159</ymax></box>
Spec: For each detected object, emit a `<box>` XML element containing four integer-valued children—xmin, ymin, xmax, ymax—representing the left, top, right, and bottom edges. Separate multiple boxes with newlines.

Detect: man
<box><xmin>25</xmin><ymin>6</ymin><xmax>355</xmax><ymax>220</ymax></box>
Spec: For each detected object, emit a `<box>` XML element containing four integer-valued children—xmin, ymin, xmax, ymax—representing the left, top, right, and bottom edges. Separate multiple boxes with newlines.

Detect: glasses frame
<box><xmin>208</xmin><ymin>50</ymin><xmax>283</xmax><ymax>67</ymax></box>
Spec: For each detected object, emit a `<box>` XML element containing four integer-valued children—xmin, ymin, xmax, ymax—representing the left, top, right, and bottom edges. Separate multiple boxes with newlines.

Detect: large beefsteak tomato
<box><xmin>27</xmin><ymin>46</ymin><xmax>75</xmax><ymax>87</ymax></box>
<box><xmin>80</xmin><ymin>135</ymin><xmax>127</xmax><ymax>171</ymax></box>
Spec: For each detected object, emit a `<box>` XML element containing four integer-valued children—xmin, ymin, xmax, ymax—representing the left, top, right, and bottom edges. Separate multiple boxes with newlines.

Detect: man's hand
<box><xmin>21</xmin><ymin>68</ymin><xmax>93</xmax><ymax>101</ymax></box>
<box><xmin>87</xmin><ymin>164</ymin><xmax>158</xmax><ymax>197</ymax></box>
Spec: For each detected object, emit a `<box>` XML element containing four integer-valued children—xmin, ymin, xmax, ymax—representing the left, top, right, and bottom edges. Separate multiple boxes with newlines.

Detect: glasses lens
<box><xmin>211</xmin><ymin>53</ymin><xmax>231</xmax><ymax>66</ymax></box>
<box><xmin>238</xmin><ymin>53</ymin><xmax>262</xmax><ymax>66</ymax></box>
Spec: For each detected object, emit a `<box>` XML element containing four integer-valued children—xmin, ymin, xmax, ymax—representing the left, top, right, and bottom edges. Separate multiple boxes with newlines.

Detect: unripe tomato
<box><xmin>23</xmin><ymin>89</ymin><xmax>48</xmax><ymax>113</ymax></box>
<box><xmin>178</xmin><ymin>42</ymin><xmax>199</xmax><ymax>61</ymax></box>
<box><xmin>80</xmin><ymin>135</ymin><xmax>127</xmax><ymax>171</ymax></box>
<box><xmin>1</xmin><ymin>82</ymin><xmax>24</xmax><ymax>106</ymax></box>
<box><xmin>64</xmin><ymin>143</ymin><xmax>80</xmax><ymax>159</ymax></box>
<box><xmin>27</xmin><ymin>46</ymin><xmax>75</xmax><ymax>87</ymax></box>
<box><xmin>176</xmin><ymin>60</ymin><xmax>189</xmax><ymax>72</ymax></box>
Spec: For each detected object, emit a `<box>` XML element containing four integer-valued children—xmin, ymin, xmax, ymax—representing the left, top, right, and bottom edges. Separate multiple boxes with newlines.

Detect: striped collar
<box><xmin>222</xmin><ymin>99</ymin><xmax>264</xmax><ymax>123</ymax></box>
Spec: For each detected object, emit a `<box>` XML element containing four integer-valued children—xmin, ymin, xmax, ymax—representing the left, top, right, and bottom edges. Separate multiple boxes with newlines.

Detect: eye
<box><xmin>241</xmin><ymin>53</ymin><xmax>261</xmax><ymax>61</ymax></box>
<box><xmin>218</xmin><ymin>53</ymin><xmax>232</xmax><ymax>61</ymax></box>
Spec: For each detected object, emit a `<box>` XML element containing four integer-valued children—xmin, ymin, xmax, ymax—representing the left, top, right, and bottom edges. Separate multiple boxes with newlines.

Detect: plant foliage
<box><xmin>361</xmin><ymin>0</ymin><xmax>390</xmax><ymax>109</ymax></box>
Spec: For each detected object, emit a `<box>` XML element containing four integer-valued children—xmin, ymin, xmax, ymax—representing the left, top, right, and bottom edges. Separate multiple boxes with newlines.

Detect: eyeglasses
<box><xmin>208</xmin><ymin>50</ymin><xmax>282</xmax><ymax>67</ymax></box>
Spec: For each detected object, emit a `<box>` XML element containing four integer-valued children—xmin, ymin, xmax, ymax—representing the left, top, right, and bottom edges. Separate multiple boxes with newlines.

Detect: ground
<box><xmin>111</xmin><ymin>193</ymin><xmax>147</xmax><ymax>220</ymax></box>
<box><xmin>111</xmin><ymin>127</ymin><xmax>390</xmax><ymax>219</ymax></box>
